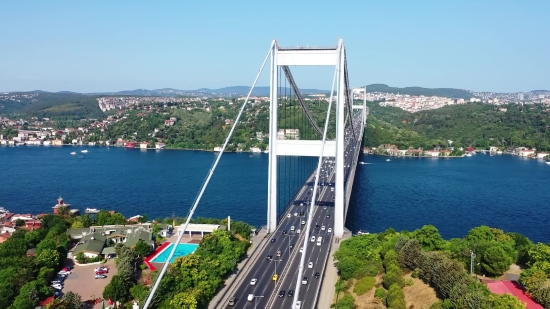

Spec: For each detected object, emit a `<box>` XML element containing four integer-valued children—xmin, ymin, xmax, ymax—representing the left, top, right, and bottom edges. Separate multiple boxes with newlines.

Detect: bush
<box><xmin>387</xmin><ymin>283</ymin><xmax>406</xmax><ymax>309</ymax></box>
<box><xmin>383</xmin><ymin>263</ymin><xmax>405</xmax><ymax>289</ymax></box>
<box><xmin>404</xmin><ymin>278</ymin><xmax>414</xmax><ymax>286</ymax></box>
<box><xmin>411</xmin><ymin>268</ymin><xmax>420</xmax><ymax>278</ymax></box>
<box><xmin>353</xmin><ymin>276</ymin><xmax>375</xmax><ymax>296</ymax></box>
<box><xmin>374</xmin><ymin>287</ymin><xmax>386</xmax><ymax>300</ymax></box>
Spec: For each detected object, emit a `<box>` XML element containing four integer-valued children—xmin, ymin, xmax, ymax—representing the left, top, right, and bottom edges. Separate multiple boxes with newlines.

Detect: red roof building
<box><xmin>486</xmin><ymin>280</ymin><xmax>543</xmax><ymax>309</ymax></box>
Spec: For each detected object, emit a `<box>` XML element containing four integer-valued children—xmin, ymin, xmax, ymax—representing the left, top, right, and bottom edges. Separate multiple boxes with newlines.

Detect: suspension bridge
<box><xmin>143</xmin><ymin>39</ymin><xmax>367</xmax><ymax>309</ymax></box>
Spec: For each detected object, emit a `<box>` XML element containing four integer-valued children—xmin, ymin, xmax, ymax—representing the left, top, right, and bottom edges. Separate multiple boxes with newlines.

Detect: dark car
<box><xmin>315</xmin><ymin>225</ymin><xmax>320</xmax><ymax>230</ymax></box>
<box><xmin>288</xmin><ymin>290</ymin><xmax>294</xmax><ymax>297</ymax></box>
<box><xmin>314</xmin><ymin>272</ymin><xmax>320</xmax><ymax>279</ymax></box>
<box><xmin>266</xmin><ymin>254</ymin><xmax>273</xmax><ymax>260</ymax></box>
<box><xmin>283</xmin><ymin>230</ymin><xmax>287</xmax><ymax>235</ymax></box>
<box><xmin>299</xmin><ymin>211</ymin><xmax>304</xmax><ymax>216</ymax></box>
<box><xmin>271</xmin><ymin>238</ymin><xmax>276</xmax><ymax>243</ymax></box>
<box><xmin>290</xmin><ymin>243</ymin><xmax>294</xmax><ymax>249</ymax></box>
<box><xmin>278</xmin><ymin>290</ymin><xmax>285</xmax><ymax>297</ymax></box>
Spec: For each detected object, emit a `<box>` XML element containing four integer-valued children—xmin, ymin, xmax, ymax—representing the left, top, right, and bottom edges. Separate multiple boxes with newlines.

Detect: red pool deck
<box><xmin>144</xmin><ymin>242</ymin><xmax>171</xmax><ymax>271</ymax></box>
<box><xmin>486</xmin><ymin>280</ymin><xmax>543</xmax><ymax>309</ymax></box>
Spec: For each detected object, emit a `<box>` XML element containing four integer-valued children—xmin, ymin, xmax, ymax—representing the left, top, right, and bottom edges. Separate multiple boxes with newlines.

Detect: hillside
<box><xmin>364</xmin><ymin>102</ymin><xmax>550</xmax><ymax>150</ymax></box>
<box><xmin>364</xmin><ymin>84</ymin><xmax>473</xmax><ymax>99</ymax></box>
<box><xmin>0</xmin><ymin>92</ymin><xmax>103</xmax><ymax>120</ymax></box>
<box><xmin>88</xmin><ymin>86</ymin><xmax>328</xmax><ymax>97</ymax></box>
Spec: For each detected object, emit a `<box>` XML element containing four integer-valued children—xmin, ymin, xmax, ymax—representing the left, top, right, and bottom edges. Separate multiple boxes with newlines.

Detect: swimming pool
<box><xmin>151</xmin><ymin>243</ymin><xmax>199</xmax><ymax>263</ymax></box>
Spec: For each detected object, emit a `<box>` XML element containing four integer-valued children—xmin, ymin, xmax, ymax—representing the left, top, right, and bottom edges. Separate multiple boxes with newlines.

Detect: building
<box><xmin>68</xmin><ymin>224</ymin><xmax>168</xmax><ymax>258</ymax></box>
<box><xmin>177</xmin><ymin>223</ymin><xmax>222</xmax><ymax>237</ymax></box>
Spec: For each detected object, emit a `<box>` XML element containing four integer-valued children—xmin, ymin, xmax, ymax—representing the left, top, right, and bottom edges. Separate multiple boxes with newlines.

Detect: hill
<box><xmin>364</xmin><ymin>84</ymin><xmax>473</xmax><ymax>99</ymax></box>
<box><xmin>88</xmin><ymin>86</ymin><xmax>328</xmax><ymax>97</ymax></box>
<box><xmin>364</xmin><ymin>101</ymin><xmax>550</xmax><ymax>151</ymax></box>
<box><xmin>0</xmin><ymin>92</ymin><xmax>103</xmax><ymax>120</ymax></box>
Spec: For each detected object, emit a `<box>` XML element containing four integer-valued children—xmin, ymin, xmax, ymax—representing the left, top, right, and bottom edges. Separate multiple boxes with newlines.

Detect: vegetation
<box><xmin>364</xmin><ymin>102</ymin><xmax>550</xmax><ymax>151</ymax></box>
<box><xmin>364</xmin><ymin>84</ymin><xmax>473</xmax><ymax>99</ymax></box>
<box><xmin>332</xmin><ymin>225</ymin><xmax>535</xmax><ymax>309</ymax></box>
<box><xmin>0</xmin><ymin>92</ymin><xmax>104</xmax><ymax>120</ymax></box>
<box><xmin>0</xmin><ymin>214</ymin><xmax>72</xmax><ymax>309</ymax></box>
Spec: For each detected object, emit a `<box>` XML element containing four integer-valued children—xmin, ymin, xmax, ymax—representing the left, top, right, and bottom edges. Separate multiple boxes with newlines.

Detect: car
<box><xmin>95</xmin><ymin>274</ymin><xmax>107</xmax><ymax>279</ymax></box>
<box><xmin>295</xmin><ymin>300</ymin><xmax>302</xmax><ymax>309</ymax></box>
<box><xmin>301</xmin><ymin>220</ymin><xmax>306</xmax><ymax>225</ymax></box>
<box><xmin>283</xmin><ymin>230</ymin><xmax>287</xmax><ymax>234</ymax></box>
<box><xmin>310</xmin><ymin>236</ymin><xmax>316</xmax><ymax>242</ymax></box>
<box><xmin>296</xmin><ymin>229</ymin><xmax>301</xmax><ymax>234</ymax></box>
<box><xmin>94</xmin><ymin>267</ymin><xmax>108</xmax><ymax>272</ymax></box>
<box><xmin>290</xmin><ymin>243</ymin><xmax>294</xmax><ymax>249</ymax></box>
<box><xmin>321</xmin><ymin>226</ymin><xmax>326</xmax><ymax>231</ymax></box>
<box><xmin>315</xmin><ymin>272</ymin><xmax>320</xmax><ymax>278</ymax></box>
<box><xmin>271</xmin><ymin>238</ymin><xmax>276</xmax><ymax>243</ymax></box>
<box><xmin>250</xmin><ymin>278</ymin><xmax>257</xmax><ymax>286</ymax></box>
<box><xmin>51</xmin><ymin>283</ymin><xmax>63</xmax><ymax>290</ymax></box>
<box><xmin>328</xmin><ymin>228</ymin><xmax>332</xmax><ymax>233</ymax></box>
<box><xmin>315</xmin><ymin>224</ymin><xmax>320</xmax><ymax>230</ymax></box>
<box><xmin>95</xmin><ymin>270</ymin><xmax>107</xmax><ymax>275</ymax></box>
<box><xmin>288</xmin><ymin>290</ymin><xmax>294</xmax><ymax>297</ymax></box>
<box><xmin>58</xmin><ymin>270</ymin><xmax>70</xmax><ymax>275</ymax></box>
<box><xmin>51</xmin><ymin>280</ymin><xmax>63</xmax><ymax>285</ymax></box>
<box><xmin>326</xmin><ymin>214</ymin><xmax>330</xmax><ymax>218</ymax></box>
<box><xmin>228</xmin><ymin>297</ymin><xmax>237</xmax><ymax>306</ymax></box>
<box><xmin>286</xmin><ymin>213</ymin><xmax>291</xmax><ymax>218</ymax></box>
<box><xmin>301</xmin><ymin>277</ymin><xmax>308</xmax><ymax>284</ymax></box>
<box><xmin>323</xmin><ymin>206</ymin><xmax>327</xmax><ymax>210</ymax></box>
<box><xmin>272</xmin><ymin>274</ymin><xmax>279</xmax><ymax>281</ymax></box>
<box><xmin>299</xmin><ymin>211</ymin><xmax>304</xmax><ymax>216</ymax></box>
<box><xmin>247</xmin><ymin>294</ymin><xmax>254</xmax><ymax>302</ymax></box>
<box><xmin>308</xmin><ymin>262</ymin><xmax>313</xmax><ymax>268</ymax></box>
<box><xmin>276</xmin><ymin>250</ymin><xmax>281</xmax><ymax>257</ymax></box>
<box><xmin>278</xmin><ymin>290</ymin><xmax>285</xmax><ymax>297</ymax></box>
<box><xmin>299</xmin><ymin>247</ymin><xmax>304</xmax><ymax>253</ymax></box>
<box><xmin>290</xmin><ymin>226</ymin><xmax>295</xmax><ymax>231</ymax></box>
<box><xmin>294</xmin><ymin>212</ymin><xmax>298</xmax><ymax>217</ymax></box>
<box><xmin>61</xmin><ymin>267</ymin><xmax>71</xmax><ymax>272</ymax></box>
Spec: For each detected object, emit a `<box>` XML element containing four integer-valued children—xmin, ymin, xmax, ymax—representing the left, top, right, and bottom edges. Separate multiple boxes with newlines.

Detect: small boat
<box><xmin>85</xmin><ymin>208</ymin><xmax>100</xmax><ymax>213</ymax></box>
<box><xmin>355</xmin><ymin>230</ymin><xmax>370</xmax><ymax>236</ymax></box>
<box><xmin>359</xmin><ymin>162</ymin><xmax>366</xmax><ymax>165</ymax></box>
<box><xmin>81</xmin><ymin>149</ymin><xmax>88</xmax><ymax>153</ymax></box>
<box><xmin>545</xmin><ymin>162</ymin><xmax>550</xmax><ymax>165</ymax></box>
<box><xmin>70</xmin><ymin>152</ymin><xmax>76</xmax><ymax>155</ymax></box>
<box><xmin>466</xmin><ymin>153</ymin><xmax>472</xmax><ymax>157</ymax></box>
<box><xmin>386</xmin><ymin>159</ymin><xmax>391</xmax><ymax>162</ymax></box>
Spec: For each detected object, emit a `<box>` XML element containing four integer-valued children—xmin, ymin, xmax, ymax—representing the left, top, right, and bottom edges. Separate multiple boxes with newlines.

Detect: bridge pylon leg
<box><xmin>267</xmin><ymin>41</ymin><xmax>278</xmax><ymax>233</ymax></box>
<box><xmin>334</xmin><ymin>40</ymin><xmax>346</xmax><ymax>237</ymax></box>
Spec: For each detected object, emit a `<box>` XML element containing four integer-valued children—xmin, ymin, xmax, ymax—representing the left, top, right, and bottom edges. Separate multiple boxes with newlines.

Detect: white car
<box><xmin>58</xmin><ymin>270</ymin><xmax>70</xmax><ymax>276</ymax></box>
<box><xmin>250</xmin><ymin>278</ymin><xmax>257</xmax><ymax>286</ymax></box>
<box><xmin>296</xmin><ymin>229</ymin><xmax>301</xmax><ymax>234</ymax></box>
<box><xmin>295</xmin><ymin>300</ymin><xmax>302</xmax><ymax>309</ymax></box>
<box><xmin>290</xmin><ymin>226</ymin><xmax>295</xmax><ymax>231</ymax></box>
<box><xmin>321</xmin><ymin>226</ymin><xmax>326</xmax><ymax>231</ymax></box>
<box><xmin>310</xmin><ymin>236</ymin><xmax>316</xmax><ymax>242</ymax></box>
<box><xmin>286</xmin><ymin>213</ymin><xmax>291</xmax><ymax>218</ymax></box>
<box><xmin>308</xmin><ymin>262</ymin><xmax>313</xmax><ymax>268</ymax></box>
<box><xmin>300</xmin><ymin>247</ymin><xmax>304</xmax><ymax>253</ymax></box>
<box><xmin>94</xmin><ymin>267</ymin><xmax>108</xmax><ymax>272</ymax></box>
<box><xmin>327</xmin><ymin>228</ymin><xmax>332</xmax><ymax>233</ymax></box>
<box><xmin>301</xmin><ymin>220</ymin><xmax>306</xmax><ymax>225</ymax></box>
<box><xmin>294</xmin><ymin>212</ymin><xmax>298</xmax><ymax>217</ymax></box>
<box><xmin>51</xmin><ymin>283</ymin><xmax>63</xmax><ymax>290</ymax></box>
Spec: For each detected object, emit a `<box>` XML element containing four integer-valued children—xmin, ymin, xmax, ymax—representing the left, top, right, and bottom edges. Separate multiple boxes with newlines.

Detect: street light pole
<box><xmin>470</xmin><ymin>250</ymin><xmax>476</xmax><ymax>276</ymax></box>
<box><xmin>285</xmin><ymin>233</ymin><xmax>295</xmax><ymax>257</ymax></box>
<box><xmin>272</xmin><ymin>258</ymin><xmax>282</xmax><ymax>276</ymax></box>
<box><xmin>253</xmin><ymin>295</ymin><xmax>264</xmax><ymax>309</ymax></box>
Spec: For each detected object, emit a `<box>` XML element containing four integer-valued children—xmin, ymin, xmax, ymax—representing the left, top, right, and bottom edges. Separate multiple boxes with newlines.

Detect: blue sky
<box><xmin>1</xmin><ymin>0</ymin><xmax>548</xmax><ymax>93</ymax></box>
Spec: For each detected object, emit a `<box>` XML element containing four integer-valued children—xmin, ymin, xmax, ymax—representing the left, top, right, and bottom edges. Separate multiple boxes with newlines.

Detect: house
<box><xmin>69</xmin><ymin>224</ymin><xmax>162</xmax><ymax>258</ymax></box>
<box><xmin>139</xmin><ymin>142</ymin><xmax>149</xmax><ymax>149</ymax></box>
<box><xmin>440</xmin><ymin>150</ymin><xmax>452</xmax><ymax>157</ymax></box>
<box><xmin>177</xmin><ymin>223</ymin><xmax>222</xmax><ymax>237</ymax></box>
<box><xmin>424</xmin><ymin>150</ymin><xmax>440</xmax><ymax>157</ymax></box>
<box><xmin>407</xmin><ymin>148</ymin><xmax>423</xmax><ymax>156</ymax></box>
<box><xmin>537</xmin><ymin>152</ymin><xmax>548</xmax><ymax>159</ymax></box>
<box><xmin>164</xmin><ymin>119</ymin><xmax>175</xmax><ymax>126</ymax></box>
<box><xmin>519</xmin><ymin>149</ymin><xmax>535</xmax><ymax>157</ymax></box>
<box><xmin>489</xmin><ymin>146</ymin><xmax>499</xmax><ymax>153</ymax></box>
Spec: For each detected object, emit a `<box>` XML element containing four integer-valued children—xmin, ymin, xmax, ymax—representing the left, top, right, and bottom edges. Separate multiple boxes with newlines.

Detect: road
<box><xmin>223</xmin><ymin>112</ymin><xmax>363</xmax><ymax>309</ymax></box>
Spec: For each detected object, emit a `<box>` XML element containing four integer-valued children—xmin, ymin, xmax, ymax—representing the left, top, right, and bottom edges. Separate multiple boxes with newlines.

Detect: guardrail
<box><xmin>311</xmin><ymin>234</ymin><xmax>334</xmax><ymax>309</ymax></box>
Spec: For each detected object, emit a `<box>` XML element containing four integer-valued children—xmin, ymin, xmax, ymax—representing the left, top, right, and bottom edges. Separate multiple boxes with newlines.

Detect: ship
<box><xmin>81</xmin><ymin>149</ymin><xmax>88</xmax><ymax>153</ymax></box>
<box><xmin>70</xmin><ymin>152</ymin><xmax>76</xmax><ymax>155</ymax></box>
<box><xmin>85</xmin><ymin>208</ymin><xmax>100</xmax><ymax>214</ymax></box>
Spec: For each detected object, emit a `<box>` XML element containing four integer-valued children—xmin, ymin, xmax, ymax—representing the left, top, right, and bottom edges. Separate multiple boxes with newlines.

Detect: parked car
<box><xmin>95</xmin><ymin>270</ymin><xmax>108</xmax><ymax>275</ymax></box>
<box><xmin>94</xmin><ymin>267</ymin><xmax>108</xmax><ymax>272</ymax></box>
<box><xmin>58</xmin><ymin>270</ymin><xmax>70</xmax><ymax>275</ymax></box>
<box><xmin>95</xmin><ymin>274</ymin><xmax>107</xmax><ymax>279</ymax></box>
<box><xmin>51</xmin><ymin>283</ymin><xmax>63</xmax><ymax>290</ymax></box>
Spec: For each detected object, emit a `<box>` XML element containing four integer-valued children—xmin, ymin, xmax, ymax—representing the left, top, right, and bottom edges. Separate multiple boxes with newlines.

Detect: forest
<box><xmin>364</xmin><ymin>102</ymin><xmax>550</xmax><ymax>151</ymax></box>
<box><xmin>332</xmin><ymin>225</ymin><xmax>549</xmax><ymax>309</ymax></box>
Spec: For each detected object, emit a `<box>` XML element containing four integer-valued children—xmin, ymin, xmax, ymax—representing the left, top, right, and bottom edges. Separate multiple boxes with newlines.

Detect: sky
<box><xmin>1</xmin><ymin>0</ymin><xmax>549</xmax><ymax>93</ymax></box>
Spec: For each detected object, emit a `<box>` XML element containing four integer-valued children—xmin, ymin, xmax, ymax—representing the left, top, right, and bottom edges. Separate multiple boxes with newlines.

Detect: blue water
<box><xmin>1</xmin><ymin>146</ymin><xmax>549</xmax><ymax>242</ymax></box>
<box><xmin>151</xmin><ymin>243</ymin><xmax>199</xmax><ymax>263</ymax></box>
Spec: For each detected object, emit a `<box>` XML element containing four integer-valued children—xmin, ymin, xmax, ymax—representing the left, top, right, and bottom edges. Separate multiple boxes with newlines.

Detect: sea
<box><xmin>1</xmin><ymin>146</ymin><xmax>549</xmax><ymax>243</ymax></box>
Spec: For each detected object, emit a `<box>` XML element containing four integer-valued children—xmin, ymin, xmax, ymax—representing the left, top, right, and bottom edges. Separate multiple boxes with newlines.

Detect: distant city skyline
<box><xmin>1</xmin><ymin>0</ymin><xmax>549</xmax><ymax>93</ymax></box>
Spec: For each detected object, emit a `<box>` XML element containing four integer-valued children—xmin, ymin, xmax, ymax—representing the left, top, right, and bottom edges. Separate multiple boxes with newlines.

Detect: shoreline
<box><xmin>0</xmin><ymin>143</ymin><xmax>267</xmax><ymax>153</ymax></box>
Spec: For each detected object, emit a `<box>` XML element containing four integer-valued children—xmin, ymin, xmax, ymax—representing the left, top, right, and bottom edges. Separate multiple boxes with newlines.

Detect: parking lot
<box><xmin>62</xmin><ymin>259</ymin><xmax>118</xmax><ymax>302</ymax></box>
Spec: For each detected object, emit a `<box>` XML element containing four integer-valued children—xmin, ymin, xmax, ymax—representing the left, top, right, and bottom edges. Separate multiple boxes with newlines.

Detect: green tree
<box><xmin>103</xmin><ymin>275</ymin><xmax>131</xmax><ymax>303</ymax></box>
<box><xmin>60</xmin><ymin>291</ymin><xmax>84</xmax><ymax>309</ymax></box>
<box><xmin>481</xmin><ymin>246</ymin><xmax>512</xmax><ymax>276</ymax></box>
<box><xmin>386</xmin><ymin>283</ymin><xmax>406</xmax><ymax>309</ymax></box>
<box><xmin>170</xmin><ymin>291</ymin><xmax>198</xmax><ymax>309</ymax></box>
<box><xmin>71</xmin><ymin>221</ymin><xmax>84</xmax><ymax>228</ymax></box>
<box><xmin>411</xmin><ymin>225</ymin><xmax>446</xmax><ymax>251</ymax></box>
<box><xmin>11</xmin><ymin>280</ymin><xmax>40</xmax><ymax>309</ymax></box>
<box><xmin>37</xmin><ymin>249</ymin><xmax>61</xmax><ymax>268</ymax></box>
<box><xmin>130</xmin><ymin>284</ymin><xmax>149</xmax><ymax>303</ymax></box>
<box><xmin>481</xmin><ymin>293</ymin><xmax>526</xmax><ymax>309</ymax></box>
<box><xmin>15</xmin><ymin>219</ymin><xmax>25</xmax><ymax>227</ymax></box>
<box><xmin>133</xmin><ymin>240</ymin><xmax>152</xmax><ymax>257</ymax></box>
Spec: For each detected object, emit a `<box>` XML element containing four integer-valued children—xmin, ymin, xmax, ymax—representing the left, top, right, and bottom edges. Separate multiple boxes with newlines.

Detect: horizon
<box><xmin>1</xmin><ymin>1</ymin><xmax>549</xmax><ymax>93</ymax></box>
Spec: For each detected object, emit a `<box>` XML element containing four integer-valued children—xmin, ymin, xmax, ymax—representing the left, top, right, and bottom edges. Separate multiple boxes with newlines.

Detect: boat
<box><xmin>0</xmin><ymin>206</ymin><xmax>9</xmax><ymax>214</ymax></box>
<box><xmin>85</xmin><ymin>208</ymin><xmax>100</xmax><ymax>213</ymax></box>
<box><xmin>359</xmin><ymin>162</ymin><xmax>366</xmax><ymax>165</ymax></box>
<box><xmin>70</xmin><ymin>152</ymin><xmax>76</xmax><ymax>155</ymax></box>
<box><xmin>546</xmin><ymin>162</ymin><xmax>550</xmax><ymax>165</ymax></box>
<box><xmin>386</xmin><ymin>159</ymin><xmax>391</xmax><ymax>162</ymax></box>
<box><xmin>466</xmin><ymin>153</ymin><xmax>472</xmax><ymax>157</ymax></box>
<box><xmin>81</xmin><ymin>149</ymin><xmax>88</xmax><ymax>153</ymax></box>
<box><xmin>355</xmin><ymin>230</ymin><xmax>370</xmax><ymax>236</ymax></box>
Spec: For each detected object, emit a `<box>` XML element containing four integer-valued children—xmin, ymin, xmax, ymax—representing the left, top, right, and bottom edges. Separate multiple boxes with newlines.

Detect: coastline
<box><xmin>362</xmin><ymin>152</ymin><xmax>466</xmax><ymax>159</ymax></box>
<box><xmin>0</xmin><ymin>143</ymin><xmax>266</xmax><ymax>153</ymax></box>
